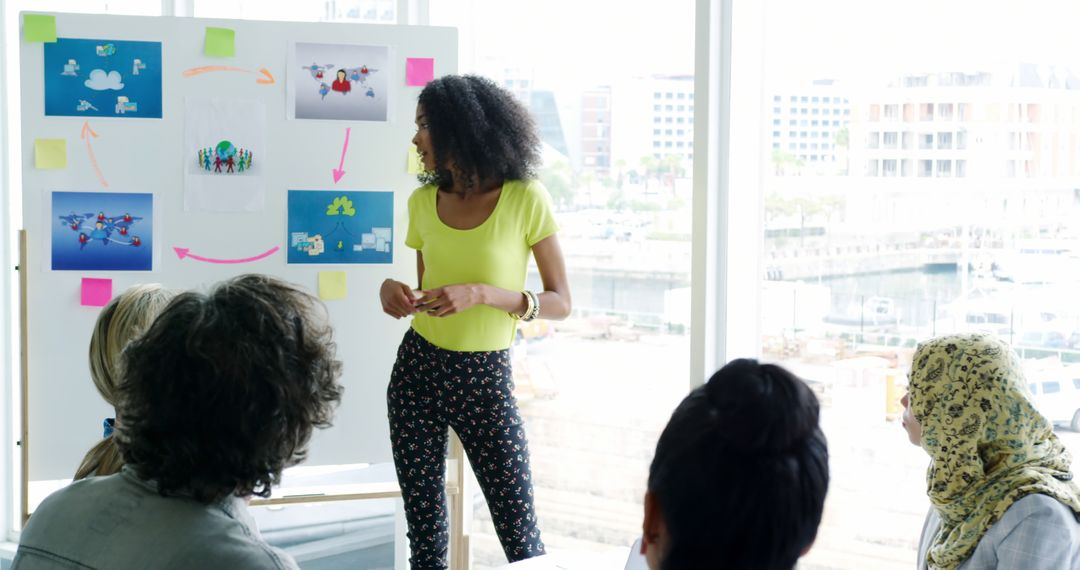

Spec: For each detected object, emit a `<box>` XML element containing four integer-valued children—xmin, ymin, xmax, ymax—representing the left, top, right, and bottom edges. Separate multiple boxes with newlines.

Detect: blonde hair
<box><xmin>74</xmin><ymin>284</ymin><xmax>176</xmax><ymax>480</ymax></box>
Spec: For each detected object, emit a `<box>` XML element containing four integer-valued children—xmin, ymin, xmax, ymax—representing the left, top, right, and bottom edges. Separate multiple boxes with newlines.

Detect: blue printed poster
<box><xmin>51</xmin><ymin>191</ymin><xmax>154</xmax><ymax>271</ymax></box>
<box><xmin>44</xmin><ymin>38</ymin><xmax>163</xmax><ymax>119</ymax></box>
<box><xmin>287</xmin><ymin>190</ymin><xmax>393</xmax><ymax>264</ymax></box>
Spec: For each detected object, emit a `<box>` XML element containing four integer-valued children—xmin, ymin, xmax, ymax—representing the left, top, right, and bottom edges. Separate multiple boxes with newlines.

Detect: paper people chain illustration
<box><xmin>196</xmin><ymin>140</ymin><xmax>254</xmax><ymax>174</ymax></box>
<box><xmin>302</xmin><ymin>62</ymin><xmax>379</xmax><ymax>100</ymax></box>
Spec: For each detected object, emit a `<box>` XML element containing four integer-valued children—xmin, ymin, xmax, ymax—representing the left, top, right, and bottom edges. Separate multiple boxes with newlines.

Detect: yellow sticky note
<box><xmin>204</xmin><ymin>27</ymin><xmax>235</xmax><ymax>57</ymax></box>
<box><xmin>318</xmin><ymin>271</ymin><xmax>347</xmax><ymax>301</ymax></box>
<box><xmin>407</xmin><ymin>145</ymin><xmax>423</xmax><ymax>174</ymax></box>
<box><xmin>23</xmin><ymin>14</ymin><xmax>57</xmax><ymax>43</ymax></box>
<box><xmin>35</xmin><ymin>139</ymin><xmax>67</xmax><ymax>169</ymax></box>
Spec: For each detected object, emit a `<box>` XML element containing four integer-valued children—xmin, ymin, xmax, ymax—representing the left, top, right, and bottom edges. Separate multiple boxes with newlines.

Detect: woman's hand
<box><xmin>380</xmin><ymin>279</ymin><xmax>418</xmax><ymax>319</ymax></box>
<box><xmin>417</xmin><ymin>284</ymin><xmax>486</xmax><ymax>317</ymax></box>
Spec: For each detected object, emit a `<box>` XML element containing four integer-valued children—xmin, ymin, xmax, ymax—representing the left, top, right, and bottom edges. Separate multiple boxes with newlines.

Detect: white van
<box><xmin>1026</xmin><ymin>363</ymin><xmax>1080</xmax><ymax>431</ymax></box>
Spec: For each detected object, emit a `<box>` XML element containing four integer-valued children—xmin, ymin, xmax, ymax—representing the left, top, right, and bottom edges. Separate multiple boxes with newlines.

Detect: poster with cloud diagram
<box><xmin>44</xmin><ymin>38</ymin><xmax>163</xmax><ymax>119</ymax></box>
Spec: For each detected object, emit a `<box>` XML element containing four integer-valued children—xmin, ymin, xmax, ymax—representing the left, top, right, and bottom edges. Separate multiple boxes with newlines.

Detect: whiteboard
<box><xmin>19</xmin><ymin>12</ymin><xmax>457</xmax><ymax>480</ymax></box>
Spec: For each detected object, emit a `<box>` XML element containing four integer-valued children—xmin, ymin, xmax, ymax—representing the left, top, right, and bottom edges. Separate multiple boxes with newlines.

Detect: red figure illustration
<box><xmin>226</xmin><ymin>155</ymin><xmax>236</xmax><ymax>173</ymax></box>
<box><xmin>332</xmin><ymin>69</ymin><xmax>351</xmax><ymax>94</ymax></box>
<box><xmin>214</xmin><ymin>155</ymin><xmax>223</xmax><ymax>172</ymax></box>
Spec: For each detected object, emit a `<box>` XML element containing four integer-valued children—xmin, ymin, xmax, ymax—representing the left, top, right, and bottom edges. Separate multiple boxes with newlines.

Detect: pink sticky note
<box><xmin>406</xmin><ymin>58</ymin><xmax>434</xmax><ymax>86</ymax></box>
<box><xmin>81</xmin><ymin>278</ymin><xmax>112</xmax><ymax>307</ymax></box>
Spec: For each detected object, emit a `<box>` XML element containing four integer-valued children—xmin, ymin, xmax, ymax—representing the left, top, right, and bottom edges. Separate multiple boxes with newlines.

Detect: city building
<box><xmin>580</xmin><ymin>86</ymin><xmax>612</xmax><ymax>177</ymax></box>
<box><xmin>768</xmin><ymin>79</ymin><xmax>851</xmax><ymax>172</ymax></box>
<box><xmin>609</xmin><ymin>74</ymin><xmax>694</xmax><ymax>180</ymax></box>
<box><xmin>850</xmin><ymin>64</ymin><xmax>1080</xmax><ymax>180</ymax></box>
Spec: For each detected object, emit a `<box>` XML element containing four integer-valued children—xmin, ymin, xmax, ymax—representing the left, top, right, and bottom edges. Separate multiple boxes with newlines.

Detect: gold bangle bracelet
<box><xmin>510</xmin><ymin>290</ymin><xmax>533</xmax><ymax>321</ymax></box>
<box><xmin>523</xmin><ymin>290</ymin><xmax>540</xmax><ymax>322</ymax></box>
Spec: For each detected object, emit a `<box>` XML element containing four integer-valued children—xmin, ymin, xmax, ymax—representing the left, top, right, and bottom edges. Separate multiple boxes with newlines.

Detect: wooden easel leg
<box><xmin>19</xmin><ymin>229</ymin><xmax>29</xmax><ymax>526</ymax></box>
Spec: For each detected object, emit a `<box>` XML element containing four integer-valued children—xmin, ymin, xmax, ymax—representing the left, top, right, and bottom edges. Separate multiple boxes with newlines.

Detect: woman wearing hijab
<box><xmin>902</xmin><ymin>333</ymin><xmax>1080</xmax><ymax>569</ymax></box>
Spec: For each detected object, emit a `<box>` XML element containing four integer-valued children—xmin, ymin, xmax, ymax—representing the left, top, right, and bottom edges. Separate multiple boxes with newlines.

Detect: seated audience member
<box><xmin>903</xmin><ymin>333</ymin><xmax>1080</xmax><ymax>570</ymax></box>
<box><xmin>13</xmin><ymin>274</ymin><xmax>344</xmax><ymax>570</ymax></box>
<box><xmin>74</xmin><ymin>283</ymin><xmax>176</xmax><ymax>480</ymax></box>
<box><xmin>640</xmin><ymin>359</ymin><xmax>829</xmax><ymax>570</ymax></box>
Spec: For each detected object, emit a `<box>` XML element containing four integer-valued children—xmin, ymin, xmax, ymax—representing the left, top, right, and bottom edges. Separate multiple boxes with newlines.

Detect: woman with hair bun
<box><xmin>641</xmin><ymin>359</ymin><xmax>830</xmax><ymax>570</ymax></box>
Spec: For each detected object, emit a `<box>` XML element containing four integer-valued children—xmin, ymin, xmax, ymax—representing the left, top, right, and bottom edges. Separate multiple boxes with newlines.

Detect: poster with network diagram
<box><xmin>287</xmin><ymin>190</ymin><xmax>393</xmax><ymax>264</ymax></box>
<box><xmin>288</xmin><ymin>42</ymin><xmax>390</xmax><ymax>121</ymax></box>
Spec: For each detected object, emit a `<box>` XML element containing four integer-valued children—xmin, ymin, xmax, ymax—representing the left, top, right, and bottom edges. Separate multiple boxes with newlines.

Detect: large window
<box><xmin>761</xmin><ymin>0</ymin><xmax>1080</xmax><ymax>567</ymax></box>
<box><xmin>429</xmin><ymin>2</ymin><xmax>695</xmax><ymax>567</ymax></box>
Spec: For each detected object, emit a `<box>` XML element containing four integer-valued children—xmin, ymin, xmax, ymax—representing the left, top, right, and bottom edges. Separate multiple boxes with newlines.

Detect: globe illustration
<box><xmin>215</xmin><ymin>140</ymin><xmax>237</xmax><ymax>160</ymax></box>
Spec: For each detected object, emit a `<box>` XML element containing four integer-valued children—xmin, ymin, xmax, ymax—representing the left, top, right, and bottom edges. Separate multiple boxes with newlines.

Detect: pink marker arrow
<box><xmin>80</xmin><ymin>121</ymin><xmax>108</xmax><ymax>188</ymax></box>
<box><xmin>174</xmin><ymin>246</ymin><xmax>279</xmax><ymax>264</ymax></box>
<box><xmin>332</xmin><ymin>127</ymin><xmax>351</xmax><ymax>184</ymax></box>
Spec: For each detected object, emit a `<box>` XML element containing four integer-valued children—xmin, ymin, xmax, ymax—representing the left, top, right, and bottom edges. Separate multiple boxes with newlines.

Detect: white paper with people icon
<box><xmin>287</xmin><ymin>41</ymin><xmax>390</xmax><ymax>121</ymax></box>
<box><xmin>183</xmin><ymin>98</ymin><xmax>266</xmax><ymax>212</ymax></box>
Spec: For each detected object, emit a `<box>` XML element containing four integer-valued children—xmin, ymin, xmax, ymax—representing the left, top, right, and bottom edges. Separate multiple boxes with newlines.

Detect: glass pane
<box><xmin>429</xmin><ymin>1</ymin><xmax>695</xmax><ymax>567</ymax></box>
<box><xmin>760</xmin><ymin>0</ymin><xmax>1080</xmax><ymax>567</ymax></box>
<box><xmin>250</xmin><ymin>463</ymin><xmax>399</xmax><ymax>569</ymax></box>
<box><xmin>193</xmin><ymin>0</ymin><xmax>397</xmax><ymax>23</ymax></box>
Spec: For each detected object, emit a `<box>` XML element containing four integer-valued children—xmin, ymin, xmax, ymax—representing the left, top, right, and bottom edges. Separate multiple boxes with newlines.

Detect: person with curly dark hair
<box><xmin>641</xmin><ymin>359</ymin><xmax>829</xmax><ymax>570</ymax></box>
<box><xmin>13</xmin><ymin>274</ymin><xmax>344</xmax><ymax>570</ymax></box>
<box><xmin>379</xmin><ymin>74</ymin><xmax>571</xmax><ymax>569</ymax></box>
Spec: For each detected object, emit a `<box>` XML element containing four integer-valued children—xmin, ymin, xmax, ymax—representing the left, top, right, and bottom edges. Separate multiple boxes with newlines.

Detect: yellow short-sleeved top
<box><xmin>405</xmin><ymin>179</ymin><xmax>559</xmax><ymax>352</ymax></box>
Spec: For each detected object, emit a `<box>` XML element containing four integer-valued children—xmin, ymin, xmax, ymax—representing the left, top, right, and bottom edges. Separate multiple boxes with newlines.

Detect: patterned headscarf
<box><xmin>909</xmin><ymin>333</ymin><xmax>1080</xmax><ymax>570</ymax></box>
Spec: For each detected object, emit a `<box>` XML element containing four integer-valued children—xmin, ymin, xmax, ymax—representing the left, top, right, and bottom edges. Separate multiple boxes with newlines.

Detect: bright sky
<box><xmin>430</xmin><ymin>0</ymin><xmax>696</xmax><ymax>88</ymax></box>
<box><xmin>428</xmin><ymin>0</ymin><xmax>1080</xmax><ymax>92</ymax></box>
<box><xmin>764</xmin><ymin>0</ymin><xmax>1080</xmax><ymax>86</ymax></box>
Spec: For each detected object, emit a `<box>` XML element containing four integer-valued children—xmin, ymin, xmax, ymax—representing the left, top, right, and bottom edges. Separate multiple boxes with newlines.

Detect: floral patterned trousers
<box><xmin>388</xmin><ymin>328</ymin><xmax>546</xmax><ymax>569</ymax></box>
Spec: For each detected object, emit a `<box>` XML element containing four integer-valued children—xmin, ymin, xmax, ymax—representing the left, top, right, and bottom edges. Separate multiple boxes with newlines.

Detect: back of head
<box><xmin>647</xmin><ymin>359</ymin><xmax>829</xmax><ymax>570</ymax></box>
<box><xmin>76</xmin><ymin>284</ymin><xmax>176</xmax><ymax>480</ymax></box>
<box><xmin>88</xmin><ymin>283</ymin><xmax>176</xmax><ymax>407</ymax></box>
<box><xmin>115</xmin><ymin>274</ymin><xmax>343</xmax><ymax>503</ymax></box>
<box><xmin>416</xmin><ymin>74</ymin><xmax>541</xmax><ymax>188</ymax></box>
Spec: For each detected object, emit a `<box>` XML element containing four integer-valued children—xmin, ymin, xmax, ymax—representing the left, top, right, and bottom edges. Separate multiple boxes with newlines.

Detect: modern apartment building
<box><xmin>768</xmin><ymin>79</ymin><xmax>851</xmax><ymax>169</ymax></box>
<box><xmin>850</xmin><ymin>65</ymin><xmax>1080</xmax><ymax>180</ymax></box>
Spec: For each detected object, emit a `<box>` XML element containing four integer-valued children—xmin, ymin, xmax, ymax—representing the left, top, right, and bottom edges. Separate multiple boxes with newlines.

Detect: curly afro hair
<box><xmin>115</xmin><ymin>274</ymin><xmax>344</xmax><ymax>503</ymax></box>
<box><xmin>417</xmin><ymin>74</ymin><xmax>541</xmax><ymax>191</ymax></box>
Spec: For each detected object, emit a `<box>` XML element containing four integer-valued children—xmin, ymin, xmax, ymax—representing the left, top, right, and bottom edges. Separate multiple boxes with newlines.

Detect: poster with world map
<box><xmin>288</xmin><ymin>42</ymin><xmax>390</xmax><ymax>121</ymax></box>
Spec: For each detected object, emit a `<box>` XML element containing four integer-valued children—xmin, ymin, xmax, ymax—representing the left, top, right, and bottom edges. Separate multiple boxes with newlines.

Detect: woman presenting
<box><xmin>380</xmin><ymin>74</ymin><xmax>571</xmax><ymax>569</ymax></box>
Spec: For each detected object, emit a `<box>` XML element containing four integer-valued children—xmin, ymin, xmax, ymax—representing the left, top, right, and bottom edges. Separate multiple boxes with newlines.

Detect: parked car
<box><xmin>1025</xmin><ymin>363</ymin><xmax>1080</xmax><ymax>431</ymax></box>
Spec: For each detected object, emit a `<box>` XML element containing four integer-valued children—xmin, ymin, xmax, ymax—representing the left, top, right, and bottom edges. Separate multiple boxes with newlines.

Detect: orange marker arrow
<box><xmin>182</xmin><ymin>66</ymin><xmax>275</xmax><ymax>85</ymax></box>
<box><xmin>80</xmin><ymin>121</ymin><xmax>108</xmax><ymax>188</ymax></box>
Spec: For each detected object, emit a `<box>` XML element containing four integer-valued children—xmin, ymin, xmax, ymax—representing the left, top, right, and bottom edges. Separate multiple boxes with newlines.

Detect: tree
<box><xmin>833</xmin><ymin>126</ymin><xmax>849</xmax><ymax>149</ymax></box>
<box><xmin>614</xmin><ymin>158</ymin><xmax>628</xmax><ymax>189</ymax></box>
<box><xmin>770</xmin><ymin>150</ymin><xmax>804</xmax><ymax>176</ymax></box>
<box><xmin>538</xmin><ymin>159</ymin><xmax>574</xmax><ymax>208</ymax></box>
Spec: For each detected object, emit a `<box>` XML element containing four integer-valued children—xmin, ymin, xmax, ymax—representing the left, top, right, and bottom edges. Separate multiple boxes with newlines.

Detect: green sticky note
<box><xmin>204</xmin><ymin>27</ymin><xmax>235</xmax><ymax>57</ymax></box>
<box><xmin>24</xmin><ymin>14</ymin><xmax>57</xmax><ymax>43</ymax></box>
<box><xmin>407</xmin><ymin>145</ymin><xmax>424</xmax><ymax>174</ymax></box>
<box><xmin>35</xmin><ymin>138</ymin><xmax>66</xmax><ymax>169</ymax></box>
<box><xmin>318</xmin><ymin>271</ymin><xmax>347</xmax><ymax>301</ymax></box>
